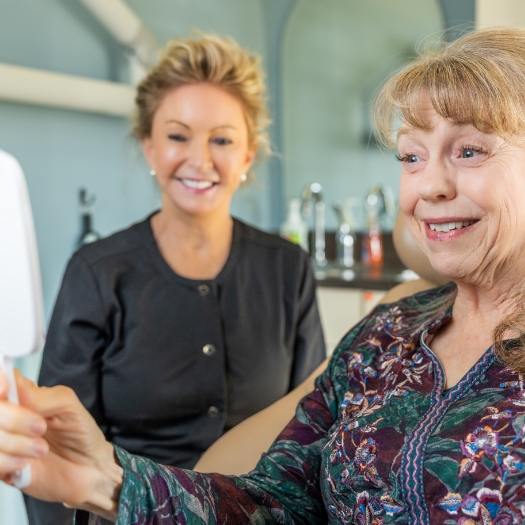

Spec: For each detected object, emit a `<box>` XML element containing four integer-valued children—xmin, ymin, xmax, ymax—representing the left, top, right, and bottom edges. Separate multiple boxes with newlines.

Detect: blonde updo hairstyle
<box><xmin>132</xmin><ymin>33</ymin><xmax>271</xmax><ymax>176</ymax></box>
<box><xmin>373</xmin><ymin>27</ymin><xmax>525</xmax><ymax>374</ymax></box>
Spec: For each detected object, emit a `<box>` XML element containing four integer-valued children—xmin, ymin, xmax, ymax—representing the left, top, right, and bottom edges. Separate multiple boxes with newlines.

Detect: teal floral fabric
<box><xmin>79</xmin><ymin>284</ymin><xmax>525</xmax><ymax>525</ymax></box>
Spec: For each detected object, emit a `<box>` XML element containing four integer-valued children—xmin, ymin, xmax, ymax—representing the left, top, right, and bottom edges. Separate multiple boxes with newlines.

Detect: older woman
<box><xmin>3</xmin><ymin>26</ymin><xmax>525</xmax><ymax>525</ymax></box>
<box><xmin>25</xmin><ymin>33</ymin><xmax>325</xmax><ymax>525</ymax></box>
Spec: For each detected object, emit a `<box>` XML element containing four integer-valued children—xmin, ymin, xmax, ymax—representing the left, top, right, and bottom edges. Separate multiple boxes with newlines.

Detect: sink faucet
<box><xmin>364</xmin><ymin>184</ymin><xmax>396</xmax><ymax>229</ymax></box>
<box><xmin>301</xmin><ymin>182</ymin><xmax>327</xmax><ymax>267</ymax></box>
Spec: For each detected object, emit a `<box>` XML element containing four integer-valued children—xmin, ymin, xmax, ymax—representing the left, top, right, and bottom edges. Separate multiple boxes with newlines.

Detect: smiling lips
<box><xmin>179</xmin><ymin>178</ymin><xmax>216</xmax><ymax>190</ymax></box>
<box><xmin>427</xmin><ymin>220</ymin><xmax>477</xmax><ymax>233</ymax></box>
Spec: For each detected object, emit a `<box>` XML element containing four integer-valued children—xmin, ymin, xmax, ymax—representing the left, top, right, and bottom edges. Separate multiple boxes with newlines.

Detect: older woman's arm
<box><xmin>0</xmin><ymin>356</ymin><xmax>335</xmax><ymax>524</ymax></box>
<box><xmin>0</xmin><ymin>313</ymin><xmax>373</xmax><ymax>524</ymax></box>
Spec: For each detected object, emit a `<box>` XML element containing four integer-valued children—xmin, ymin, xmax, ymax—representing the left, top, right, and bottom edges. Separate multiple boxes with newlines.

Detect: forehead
<box><xmin>155</xmin><ymin>83</ymin><xmax>247</xmax><ymax>125</ymax></box>
<box><xmin>396</xmin><ymin>117</ymin><xmax>488</xmax><ymax>143</ymax></box>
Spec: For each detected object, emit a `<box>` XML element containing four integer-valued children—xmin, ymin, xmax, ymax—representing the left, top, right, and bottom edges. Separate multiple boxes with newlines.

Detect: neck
<box><xmin>154</xmin><ymin>207</ymin><xmax>233</xmax><ymax>248</ymax></box>
<box><xmin>150</xmin><ymin>200</ymin><xmax>234</xmax><ymax>280</ymax></box>
<box><xmin>453</xmin><ymin>241</ymin><xmax>525</xmax><ymax>322</ymax></box>
<box><xmin>452</xmin><ymin>275</ymin><xmax>523</xmax><ymax>338</ymax></box>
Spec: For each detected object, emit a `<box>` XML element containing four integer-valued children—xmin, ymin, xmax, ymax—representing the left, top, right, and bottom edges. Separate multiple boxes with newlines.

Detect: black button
<box><xmin>202</xmin><ymin>344</ymin><xmax>216</xmax><ymax>356</ymax></box>
<box><xmin>207</xmin><ymin>406</ymin><xmax>220</xmax><ymax>418</ymax></box>
<box><xmin>198</xmin><ymin>284</ymin><xmax>210</xmax><ymax>296</ymax></box>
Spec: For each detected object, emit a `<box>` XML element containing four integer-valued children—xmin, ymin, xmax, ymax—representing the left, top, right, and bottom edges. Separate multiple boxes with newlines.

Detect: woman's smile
<box><xmin>424</xmin><ymin>218</ymin><xmax>479</xmax><ymax>240</ymax></box>
<box><xmin>176</xmin><ymin>177</ymin><xmax>218</xmax><ymax>193</ymax></box>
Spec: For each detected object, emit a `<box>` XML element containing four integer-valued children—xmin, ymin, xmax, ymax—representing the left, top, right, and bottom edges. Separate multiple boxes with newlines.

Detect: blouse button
<box><xmin>202</xmin><ymin>344</ymin><xmax>216</xmax><ymax>356</ymax></box>
<box><xmin>197</xmin><ymin>284</ymin><xmax>210</xmax><ymax>296</ymax></box>
<box><xmin>207</xmin><ymin>406</ymin><xmax>220</xmax><ymax>418</ymax></box>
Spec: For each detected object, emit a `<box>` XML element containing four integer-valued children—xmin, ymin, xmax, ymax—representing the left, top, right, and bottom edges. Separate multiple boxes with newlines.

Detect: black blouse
<box><xmin>38</xmin><ymin>215</ymin><xmax>326</xmax><ymax>468</ymax></box>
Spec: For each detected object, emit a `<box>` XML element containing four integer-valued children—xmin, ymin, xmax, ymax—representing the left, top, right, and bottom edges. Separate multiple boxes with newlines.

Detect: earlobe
<box><xmin>243</xmin><ymin>142</ymin><xmax>257</xmax><ymax>173</ymax></box>
<box><xmin>141</xmin><ymin>137</ymin><xmax>155</xmax><ymax>167</ymax></box>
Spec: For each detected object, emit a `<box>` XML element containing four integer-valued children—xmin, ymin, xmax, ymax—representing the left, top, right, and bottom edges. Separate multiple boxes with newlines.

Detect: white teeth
<box><xmin>428</xmin><ymin>220</ymin><xmax>475</xmax><ymax>232</ymax></box>
<box><xmin>180</xmin><ymin>179</ymin><xmax>214</xmax><ymax>189</ymax></box>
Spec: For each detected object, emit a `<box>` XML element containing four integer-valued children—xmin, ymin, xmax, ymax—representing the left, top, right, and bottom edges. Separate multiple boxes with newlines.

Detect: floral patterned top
<box><xmin>77</xmin><ymin>284</ymin><xmax>525</xmax><ymax>525</ymax></box>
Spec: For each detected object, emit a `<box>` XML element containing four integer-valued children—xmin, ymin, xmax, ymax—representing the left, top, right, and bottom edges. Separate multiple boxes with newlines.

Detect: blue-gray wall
<box><xmin>0</xmin><ymin>0</ymin><xmax>269</xmax><ymax>326</ymax></box>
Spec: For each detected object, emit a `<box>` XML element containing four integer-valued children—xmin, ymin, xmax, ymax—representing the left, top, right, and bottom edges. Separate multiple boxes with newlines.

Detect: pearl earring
<box><xmin>240</xmin><ymin>173</ymin><xmax>247</xmax><ymax>182</ymax></box>
<box><xmin>150</xmin><ymin>169</ymin><xmax>156</xmax><ymax>177</ymax></box>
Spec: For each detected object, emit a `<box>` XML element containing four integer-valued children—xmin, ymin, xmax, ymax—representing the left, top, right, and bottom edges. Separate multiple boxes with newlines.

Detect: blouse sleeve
<box><xmin>38</xmin><ymin>251</ymin><xmax>109</xmax><ymax>427</ymax></box>
<box><xmin>78</xmin><ymin>320</ymin><xmax>365</xmax><ymax>525</ymax></box>
<box><xmin>288</xmin><ymin>249</ymin><xmax>326</xmax><ymax>389</ymax></box>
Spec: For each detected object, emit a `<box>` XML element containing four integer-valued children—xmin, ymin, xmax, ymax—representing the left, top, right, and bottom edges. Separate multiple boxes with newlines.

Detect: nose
<box><xmin>187</xmin><ymin>138</ymin><xmax>213</xmax><ymax>173</ymax></box>
<box><xmin>417</xmin><ymin>157</ymin><xmax>456</xmax><ymax>202</ymax></box>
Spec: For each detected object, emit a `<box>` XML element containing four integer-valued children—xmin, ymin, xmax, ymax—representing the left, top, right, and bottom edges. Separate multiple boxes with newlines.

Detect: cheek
<box><xmin>399</xmin><ymin>174</ymin><xmax>425</xmax><ymax>244</ymax></box>
<box><xmin>399</xmin><ymin>173</ymin><xmax>418</xmax><ymax>216</ymax></box>
<box><xmin>162</xmin><ymin>144</ymin><xmax>183</xmax><ymax>164</ymax></box>
<box><xmin>214</xmin><ymin>148</ymin><xmax>246</xmax><ymax>175</ymax></box>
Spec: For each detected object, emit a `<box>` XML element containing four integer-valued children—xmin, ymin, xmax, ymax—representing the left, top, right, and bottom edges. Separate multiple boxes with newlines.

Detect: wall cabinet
<box><xmin>316</xmin><ymin>287</ymin><xmax>385</xmax><ymax>355</ymax></box>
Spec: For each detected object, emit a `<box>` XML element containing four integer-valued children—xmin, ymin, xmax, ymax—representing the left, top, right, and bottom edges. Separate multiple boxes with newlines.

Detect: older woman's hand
<box><xmin>0</xmin><ymin>370</ymin><xmax>122</xmax><ymax>520</ymax></box>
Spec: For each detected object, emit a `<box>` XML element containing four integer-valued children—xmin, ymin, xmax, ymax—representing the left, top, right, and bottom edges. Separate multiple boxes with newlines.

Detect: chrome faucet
<box><xmin>364</xmin><ymin>184</ymin><xmax>396</xmax><ymax>229</ymax></box>
<box><xmin>301</xmin><ymin>182</ymin><xmax>326</xmax><ymax>267</ymax></box>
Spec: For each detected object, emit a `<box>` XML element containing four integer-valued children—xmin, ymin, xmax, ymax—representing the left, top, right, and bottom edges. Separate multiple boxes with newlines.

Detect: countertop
<box><xmin>309</xmin><ymin>231</ymin><xmax>417</xmax><ymax>290</ymax></box>
<box><xmin>314</xmin><ymin>262</ymin><xmax>418</xmax><ymax>291</ymax></box>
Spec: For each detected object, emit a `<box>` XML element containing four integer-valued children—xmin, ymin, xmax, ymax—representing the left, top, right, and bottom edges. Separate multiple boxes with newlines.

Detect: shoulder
<box><xmin>365</xmin><ymin>281</ymin><xmax>456</xmax><ymax>335</ymax></box>
<box><xmin>70</xmin><ymin>215</ymin><xmax>153</xmax><ymax>270</ymax></box>
<box><xmin>234</xmin><ymin>218</ymin><xmax>308</xmax><ymax>262</ymax></box>
<box><xmin>323</xmin><ymin>282</ymin><xmax>456</xmax><ymax>400</ymax></box>
<box><xmin>330</xmin><ymin>282</ymin><xmax>456</xmax><ymax>366</ymax></box>
<box><xmin>377</xmin><ymin>280</ymin><xmax>457</xmax><ymax>313</ymax></box>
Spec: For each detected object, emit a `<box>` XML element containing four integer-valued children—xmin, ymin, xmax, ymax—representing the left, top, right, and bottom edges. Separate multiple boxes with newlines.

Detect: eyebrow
<box><xmin>165</xmin><ymin>120</ymin><xmax>237</xmax><ymax>131</ymax></box>
<box><xmin>165</xmin><ymin>119</ymin><xmax>189</xmax><ymax>129</ymax></box>
<box><xmin>397</xmin><ymin>127</ymin><xmax>412</xmax><ymax>139</ymax></box>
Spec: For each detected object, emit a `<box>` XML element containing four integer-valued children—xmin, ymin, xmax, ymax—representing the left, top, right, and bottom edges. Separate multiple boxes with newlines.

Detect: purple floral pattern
<box><xmin>78</xmin><ymin>284</ymin><xmax>525</xmax><ymax>525</ymax></box>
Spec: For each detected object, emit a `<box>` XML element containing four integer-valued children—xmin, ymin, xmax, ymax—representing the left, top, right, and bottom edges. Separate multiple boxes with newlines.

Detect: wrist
<box><xmin>76</xmin><ymin>442</ymin><xmax>123</xmax><ymax>521</ymax></box>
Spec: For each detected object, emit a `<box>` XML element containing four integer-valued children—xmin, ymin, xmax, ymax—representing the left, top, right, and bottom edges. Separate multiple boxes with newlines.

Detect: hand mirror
<box><xmin>0</xmin><ymin>150</ymin><xmax>45</xmax><ymax>488</ymax></box>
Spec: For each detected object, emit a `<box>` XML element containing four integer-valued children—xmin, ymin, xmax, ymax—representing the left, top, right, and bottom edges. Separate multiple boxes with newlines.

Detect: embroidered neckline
<box><xmin>400</xmin><ymin>332</ymin><xmax>497</xmax><ymax>525</ymax></box>
<box><xmin>420</xmin><ymin>329</ymin><xmax>496</xmax><ymax>403</ymax></box>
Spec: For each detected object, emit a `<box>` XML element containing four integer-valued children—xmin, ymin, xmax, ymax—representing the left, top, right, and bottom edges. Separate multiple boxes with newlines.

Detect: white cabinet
<box><xmin>316</xmin><ymin>287</ymin><xmax>385</xmax><ymax>355</ymax></box>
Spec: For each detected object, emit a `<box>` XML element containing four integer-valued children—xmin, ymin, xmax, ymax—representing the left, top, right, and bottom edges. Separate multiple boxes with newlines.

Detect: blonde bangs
<box><xmin>374</xmin><ymin>28</ymin><xmax>525</xmax><ymax>147</ymax></box>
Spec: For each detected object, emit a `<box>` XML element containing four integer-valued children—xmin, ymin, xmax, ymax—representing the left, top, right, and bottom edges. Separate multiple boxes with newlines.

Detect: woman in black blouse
<box><xmin>25</xmin><ymin>34</ymin><xmax>325</xmax><ymax>525</ymax></box>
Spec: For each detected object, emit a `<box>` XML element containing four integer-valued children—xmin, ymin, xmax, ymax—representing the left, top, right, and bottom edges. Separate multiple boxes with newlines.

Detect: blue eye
<box><xmin>396</xmin><ymin>153</ymin><xmax>420</xmax><ymax>163</ymax></box>
<box><xmin>460</xmin><ymin>147</ymin><xmax>482</xmax><ymax>158</ymax></box>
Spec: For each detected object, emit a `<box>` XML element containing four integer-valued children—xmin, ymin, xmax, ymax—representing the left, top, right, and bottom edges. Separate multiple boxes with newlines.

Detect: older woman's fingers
<box><xmin>0</xmin><ymin>454</ymin><xmax>29</xmax><ymax>478</ymax></box>
<box><xmin>0</xmin><ymin>426</ymin><xmax>48</xmax><ymax>457</ymax></box>
<box><xmin>16</xmin><ymin>373</ymin><xmax>82</xmax><ymax>421</ymax></box>
<box><xmin>0</xmin><ymin>394</ymin><xmax>47</xmax><ymax>437</ymax></box>
<box><xmin>11</xmin><ymin>371</ymin><xmax>82</xmax><ymax>429</ymax></box>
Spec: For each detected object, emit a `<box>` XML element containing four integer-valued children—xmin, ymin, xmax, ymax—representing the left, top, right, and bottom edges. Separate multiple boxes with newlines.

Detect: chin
<box><xmin>432</xmin><ymin>262</ymin><xmax>485</xmax><ymax>286</ymax></box>
<box><xmin>426</xmin><ymin>257</ymin><xmax>465</xmax><ymax>282</ymax></box>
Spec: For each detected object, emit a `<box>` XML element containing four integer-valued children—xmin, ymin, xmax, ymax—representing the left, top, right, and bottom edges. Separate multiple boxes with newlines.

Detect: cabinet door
<box><xmin>316</xmin><ymin>288</ymin><xmax>386</xmax><ymax>355</ymax></box>
<box><xmin>316</xmin><ymin>288</ymin><xmax>361</xmax><ymax>355</ymax></box>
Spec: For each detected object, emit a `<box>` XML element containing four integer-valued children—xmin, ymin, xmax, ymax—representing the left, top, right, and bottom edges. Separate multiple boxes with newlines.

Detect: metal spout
<box><xmin>301</xmin><ymin>182</ymin><xmax>326</xmax><ymax>267</ymax></box>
